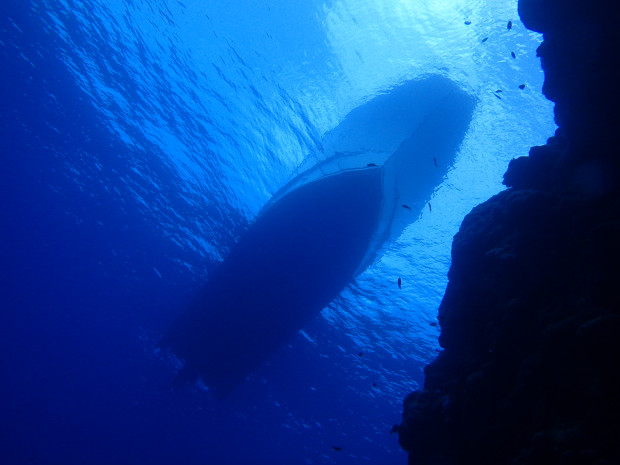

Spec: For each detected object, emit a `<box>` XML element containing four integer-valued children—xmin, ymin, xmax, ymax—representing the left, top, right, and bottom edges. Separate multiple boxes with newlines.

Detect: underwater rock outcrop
<box><xmin>398</xmin><ymin>0</ymin><xmax>620</xmax><ymax>464</ymax></box>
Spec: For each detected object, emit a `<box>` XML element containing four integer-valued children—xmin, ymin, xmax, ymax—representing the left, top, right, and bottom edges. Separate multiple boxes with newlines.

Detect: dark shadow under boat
<box><xmin>160</xmin><ymin>74</ymin><xmax>477</xmax><ymax>396</ymax></box>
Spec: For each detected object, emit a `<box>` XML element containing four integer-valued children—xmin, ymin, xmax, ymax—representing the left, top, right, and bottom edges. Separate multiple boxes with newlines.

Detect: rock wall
<box><xmin>397</xmin><ymin>1</ymin><xmax>620</xmax><ymax>464</ymax></box>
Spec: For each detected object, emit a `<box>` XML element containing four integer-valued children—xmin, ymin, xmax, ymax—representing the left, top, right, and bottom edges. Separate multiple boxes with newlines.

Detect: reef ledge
<box><xmin>397</xmin><ymin>0</ymin><xmax>620</xmax><ymax>464</ymax></box>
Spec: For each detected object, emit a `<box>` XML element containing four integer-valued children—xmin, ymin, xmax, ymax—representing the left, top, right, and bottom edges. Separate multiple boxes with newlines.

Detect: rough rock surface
<box><xmin>397</xmin><ymin>1</ymin><xmax>620</xmax><ymax>464</ymax></box>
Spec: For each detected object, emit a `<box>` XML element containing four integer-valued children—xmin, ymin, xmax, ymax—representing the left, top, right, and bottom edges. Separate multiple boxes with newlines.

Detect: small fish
<box><xmin>367</xmin><ymin>162</ymin><xmax>378</xmax><ymax>167</ymax></box>
<box><xmin>358</xmin><ymin>351</ymin><xmax>364</xmax><ymax>357</ymax></box>
<box><xmin>511</xmin><ymin>51</ymin><xmax>516</xmax><ymax>59</ymax></box>
<box><xmin>507</xmin><ymin>20</ymin><xmax>513</xmax><ymax>30</ymax></box>
<box><xmin>495</xmin><ymin>89</ymin><xmax>503</xmax><ymax>93</ymax></box>
<box><xmin>429</xmin><ymin>321</ymin><xmax>438</xmax><ymax>327</ymax></box>
<box><xmin>464</xmin><ymin>20</ymin><xmax>471</xmax><ymax>25</ymax></box>
<box><xmin>433</xmin><ymin>156</ymin><xmax>438</xmax><ymax>167</ymax></box>
<box><xmin>332</xmin><ymin>446</ymin><xmax>342</xmax><ymax>452</ymax></box>
<box><xmin>401</xmin><ymin>204</ymin><xmax>412</xmax><ymax>210</ymax></box>
<box><xmin>519</xmin><ymin>84</ymin><xmax>526</xmax><ymax>90</ymax></box>
<box><xmin>428</xmin><ymin>202</ymin><xmax>432</xmax><ymax>213</ymax></box>
<box><xmin>397</xmin><ymin>277</ymin><xmax>402</xmax><ymax>289</ymax></box>
<box><xmin>481</xmin><ymin>37</ymin><xmax>488</xmax><ymax>43</ymax></box>
<box><xmin>493</xmin><ymin>92</ymin><xmax>502</xmax><ymax>100</ymax></box>
<box><xmin>390</xmin><ymin>424</ymin><xmax>400</xmax><ymax>434</ymax></box>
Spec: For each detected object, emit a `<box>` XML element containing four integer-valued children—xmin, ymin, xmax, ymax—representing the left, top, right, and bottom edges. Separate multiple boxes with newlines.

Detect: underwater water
<box><xmin>0</xmin><ymin>1</ymin><xmax>555</xmax><ymax>464</ymax></box>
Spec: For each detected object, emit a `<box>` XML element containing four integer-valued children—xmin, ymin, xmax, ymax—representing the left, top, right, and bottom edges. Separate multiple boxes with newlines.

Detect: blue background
<box><xmin>1</xmin><ymin>1</ymin><xmax>555</xmax><ymax>464</ymax></box>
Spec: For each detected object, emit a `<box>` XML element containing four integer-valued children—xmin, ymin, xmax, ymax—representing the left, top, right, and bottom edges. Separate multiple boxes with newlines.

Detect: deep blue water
<box><xmin>1</xmin><ymin>1</ymin><xmax>555</xmax><ymax>464</ymax></box>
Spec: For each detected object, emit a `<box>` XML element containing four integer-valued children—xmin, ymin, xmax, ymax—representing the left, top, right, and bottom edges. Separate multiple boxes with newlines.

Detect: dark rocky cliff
<box><xmin>397</xmin><ymin>1</ymin><xmax>620</xmax><ymax>464</ymax></box>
